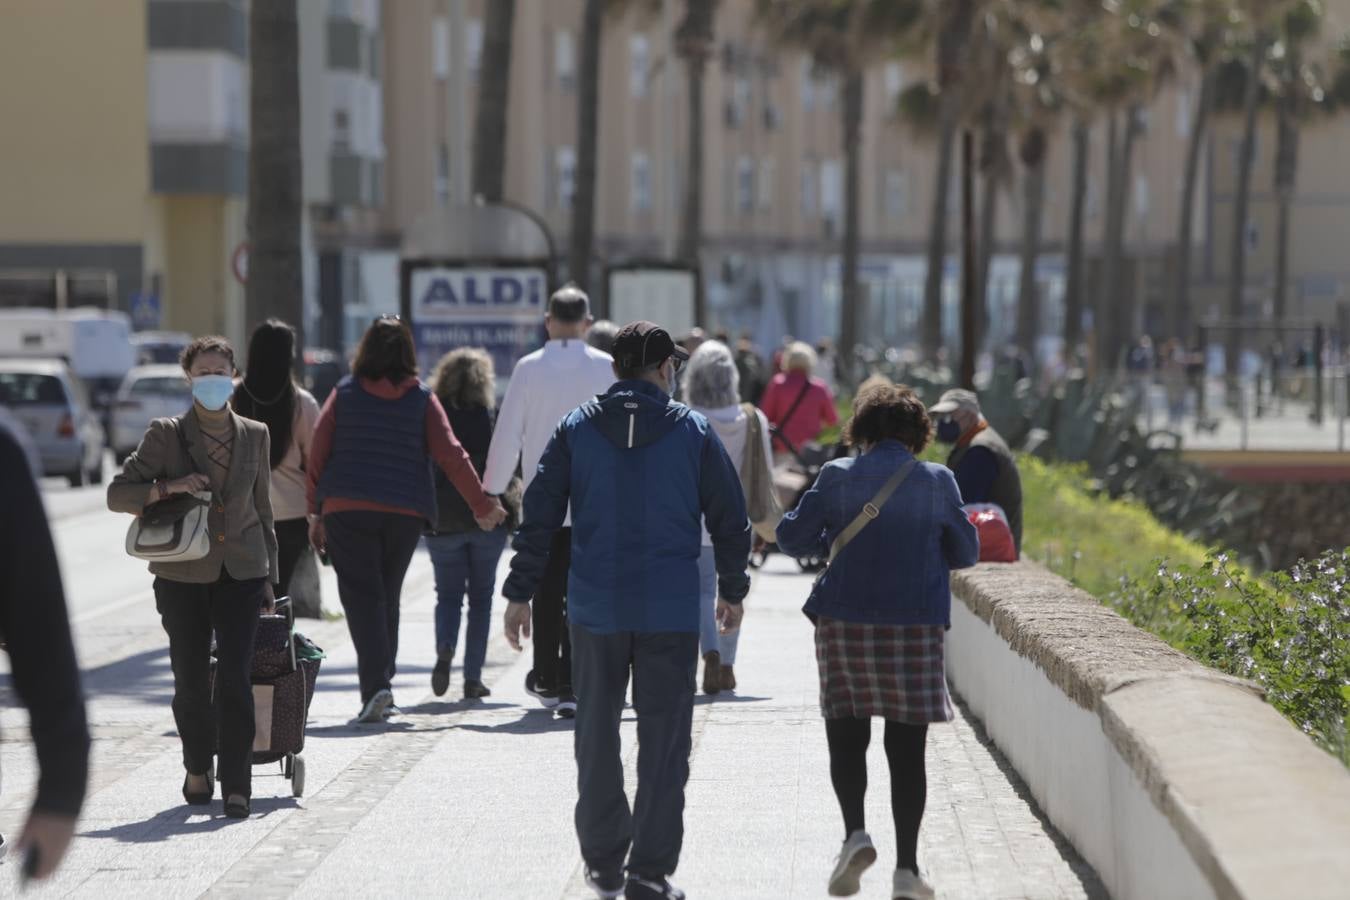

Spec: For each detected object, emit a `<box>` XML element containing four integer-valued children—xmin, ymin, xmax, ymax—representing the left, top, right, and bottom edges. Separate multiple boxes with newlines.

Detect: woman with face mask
<box><xmin>108</xmin><ymin>335</ymin><xmax>278</xmax><ymax>821</ymax></box>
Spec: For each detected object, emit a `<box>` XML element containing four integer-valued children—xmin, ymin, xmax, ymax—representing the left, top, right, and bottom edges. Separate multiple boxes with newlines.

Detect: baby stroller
<box><xmin>210</xmin><ymin>597</ymin><xmax>323</xmax><ymax>798</ymax></box>
<box><xmin>755</xmin><ymin>427</ymin><xmax>845</xmax><ymax>574</ymax></box>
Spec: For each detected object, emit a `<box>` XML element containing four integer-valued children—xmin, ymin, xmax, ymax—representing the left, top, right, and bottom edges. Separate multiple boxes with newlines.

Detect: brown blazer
<box><xmin>108</xmin><ymin>410</ymin><xmax>279</xmax><ymax>585</ymax></box>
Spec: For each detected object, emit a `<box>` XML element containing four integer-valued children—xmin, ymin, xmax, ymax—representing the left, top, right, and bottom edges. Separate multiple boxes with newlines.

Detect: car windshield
<box><xmin>129</xmin><ymin>375</ymin><xmax>189</xmax><ymax>397</ymax></box>
<box><xmin>0</xmin><ymin>372</ymin><xmax>67</xmax><ymax>406</ymax></box>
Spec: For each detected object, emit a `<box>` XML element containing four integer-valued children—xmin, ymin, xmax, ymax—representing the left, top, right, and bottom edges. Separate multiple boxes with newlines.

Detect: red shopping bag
<box><xmin>965</xmin><ymin>503</ymin><xmax>1018</xmax><ymax>563</ymax></box>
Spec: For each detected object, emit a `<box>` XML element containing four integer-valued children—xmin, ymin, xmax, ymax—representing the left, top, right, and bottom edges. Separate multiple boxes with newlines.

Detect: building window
<box><xmin>758</xmin><ymin>158</ymin><xmax>775</xmax><ymax>211</ymax></box>
<box><xmin>736</xmin><ymin>156</ymin><xmax>754</xmax><ymax>214</ymax></box>
<box><xmin>436</xmin><ymin>144</ymin><xmax>450</xmax><ymax>205</ymax></box>
<box><xmin>333</xmin><ymin>109</ymin><xmax>351</xmax><ymax>151</ymax></box>
<box><xmin>763</xmin><ymin>101</ymin><xmax>781</xmax><ymax>130</ymax></box>
<box><xmin>800</xmin><ymin>161</ymin><xmax>817</xmax><ymax>214</ymax></box>
<box><xmin>557</xmin><ymin>146</ymin><xmax>576</xmax><ymax>210</ymax></box>
<box><xmin>630</xmin><ymin>34</ymin><xmax>649</xmax><ymax>98</ymax></box>
<box><xmin>1175</xmin><ymin>88</ymin><xmax>1191</xmax><ymax>138</ymax></box>
<box><xmin>885</xmin><ymin>169</ymin><xmax>907</xmax><ymax>220</ymax></box>
<box><xmin>432</xmin><ymin>17</ymin><xmax>449</xmax><ymax>80</ymax></box>
<box><xmin>1086</xmin><ymin>177</ymin><xmax>1100</xmax><ymax>219</ymax></box>
<box><xmin>725</xmin><ymin>75</ymin><xmax>750</xmax><ymax>128</ymax></box>
<box><xmin>884</xmin><ymin>62</ymin><xmax>904</xmax><ymax>109</ymax></box>
<box><xmin>466</xmin><ymin>18</ymin><xmax>483</xmax><ymax>76</ymax></box>
<box><xmin>1134</xmin><ymin>174</ymin><xmax>1149</xmax><ymax>217</ymax></box>
<box><xmin>800</xmin><ymin>58</ymin><xmax>815</xmax><ymax>111</ymax></box>
<box><xmin>631</xmin><ymin>152</ymin><xmax>652</xmax><ymax>212</ymax></box>
<box><xmin>821</xmin><ymin>158</ymin><xmax>842</xmax><ymax>232</ymax></box>
<box><xmin>556</xmin><ymin>29</ymin><xmax>575</xmax><ymax>90</ymax></box>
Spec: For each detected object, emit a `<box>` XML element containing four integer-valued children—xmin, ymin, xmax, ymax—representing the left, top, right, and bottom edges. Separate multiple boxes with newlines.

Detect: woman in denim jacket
<box><xmin>777</xmin><ymin>381</ymin><xmax>979</xmax><ymax>900</ymax></box>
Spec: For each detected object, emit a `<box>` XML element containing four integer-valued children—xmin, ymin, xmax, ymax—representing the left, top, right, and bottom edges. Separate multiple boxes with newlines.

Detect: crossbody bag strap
<box><xmin>777</xmin><ymin>379</ymin><xmax>813</xmax><ymax>435</ymax></box>
<box><xmin>827</xmin><ymin>458</ymin><xmax>919</xmax><ymax>564</ymax></box>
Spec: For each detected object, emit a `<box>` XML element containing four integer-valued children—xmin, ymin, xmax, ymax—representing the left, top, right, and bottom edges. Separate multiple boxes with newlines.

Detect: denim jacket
<box><xmin>776</xmin><ymin>440</ymin><xmax>980</xmax><ymax>626</ymax></box>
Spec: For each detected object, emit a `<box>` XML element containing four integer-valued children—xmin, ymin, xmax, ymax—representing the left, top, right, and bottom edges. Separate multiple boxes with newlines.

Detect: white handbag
<box><xmin>125</xmin><ymin>489</ymin><xmax>213</xmax><ymax>562</ymax></box>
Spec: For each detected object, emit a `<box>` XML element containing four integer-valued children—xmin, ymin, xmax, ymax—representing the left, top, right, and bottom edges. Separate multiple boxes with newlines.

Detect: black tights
<box><xmin>825</xmin><ymin>717</ymin><xmax>928</xmax><ymax>875</ymax></box>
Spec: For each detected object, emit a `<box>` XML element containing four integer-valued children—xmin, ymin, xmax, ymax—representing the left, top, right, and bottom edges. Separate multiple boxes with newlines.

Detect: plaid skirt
<box><xmin>814</xmin><ymin>617</ymin><xmax>955</xmax><ymax>724</ymax></box>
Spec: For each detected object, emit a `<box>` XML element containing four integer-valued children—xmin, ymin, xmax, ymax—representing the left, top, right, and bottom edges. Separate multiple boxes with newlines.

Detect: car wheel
<box><xmin>66</xmin><ymin>468</ymin><xmax>86</xmax><ymax>488</ymax></box>
<box><xmin>89</xmin><ymin>459</ymin><xmax>105</xmax><ymax>485</ymax></box>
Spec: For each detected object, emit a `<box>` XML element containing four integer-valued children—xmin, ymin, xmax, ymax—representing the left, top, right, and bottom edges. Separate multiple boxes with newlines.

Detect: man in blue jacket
<box><xmin>503</xmin><ymin>321</ymin><xmax>752</xmax><ymax>900</ymax></box>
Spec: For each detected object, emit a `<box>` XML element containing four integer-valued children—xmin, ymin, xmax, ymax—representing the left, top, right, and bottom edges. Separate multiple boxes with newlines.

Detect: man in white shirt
<box><xmin>483</xmin><ymin>284</ymin><xmax>615</xmax><ymax>718</ymax></box>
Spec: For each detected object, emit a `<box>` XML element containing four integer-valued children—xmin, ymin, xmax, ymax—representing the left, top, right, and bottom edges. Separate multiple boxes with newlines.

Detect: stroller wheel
<box><xmin>291</xmin><ymin>756</ymin><xmax>306</xmax><ymax>798</ymax></box>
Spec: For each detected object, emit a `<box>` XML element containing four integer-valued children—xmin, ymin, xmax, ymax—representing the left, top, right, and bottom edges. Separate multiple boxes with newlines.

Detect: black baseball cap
<box><xmin>612</xmin><ymin>321</ymin><xmax>691</xmax><ymax>371</ymax></box>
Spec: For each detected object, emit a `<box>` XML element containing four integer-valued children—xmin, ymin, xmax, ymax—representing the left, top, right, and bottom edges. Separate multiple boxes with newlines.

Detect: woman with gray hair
<box><xmin>683</xmin><ymin>340</ymin><xmax>774</xmax><ymax>694</ymax></box>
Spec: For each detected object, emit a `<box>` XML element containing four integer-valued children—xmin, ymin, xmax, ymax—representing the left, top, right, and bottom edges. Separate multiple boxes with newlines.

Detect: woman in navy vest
<box><xmin>306</xmin><ymin>317</ymin><xmax>507</xmax><ymax>724</ymax></box>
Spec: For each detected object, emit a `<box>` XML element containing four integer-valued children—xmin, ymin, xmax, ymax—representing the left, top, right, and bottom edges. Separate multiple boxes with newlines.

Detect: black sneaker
<box><xmin>625</xmin><ymin>874</ymin><xmax>685</xmax><ymax>899</ymax></box>
<box><xmin>463</xmin><ymin>679</ymin><xmax>491</xmax><ymax>700</ymax></box>
<box><xmin>555</xmin><ymin>689</ymin><xmax>577</xmax><ymax>719</ymax></box>
<box><xmin>585</xmin><ymin>866</ymin><xmax>625</xmax><ymax>899</ymax></box>
<box><xmin>525</xmin><ymin>669</ymin><xmax>560</xmax><ymax>708</ymax></box>
<box><xmin>431</xmin><ymin>657</ymin><xmax>451</xmax><ymax>697</ymax></box>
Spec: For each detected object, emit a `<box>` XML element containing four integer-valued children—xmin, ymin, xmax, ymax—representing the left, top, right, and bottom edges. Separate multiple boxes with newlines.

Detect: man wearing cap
<box><xmin>502</xmin><ymin>321</ymin><xmax>752</xmax><ymax>900</ymax></box>
<box><xmin>929</xmin><ymin>388</ymin><xmax>1024</xmax><ymax>553</ymax></box>
<box><xmin>483</xmin><ymin>284</ymin><xmax>616</xmax><ymax>718</ymax></box>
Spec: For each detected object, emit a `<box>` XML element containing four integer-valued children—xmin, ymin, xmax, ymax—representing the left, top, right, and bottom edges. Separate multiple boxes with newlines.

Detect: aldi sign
<box><xmin>407</xmin><ymin>266</ymin><xmax>547</xmax><ymax>379</ymax></box>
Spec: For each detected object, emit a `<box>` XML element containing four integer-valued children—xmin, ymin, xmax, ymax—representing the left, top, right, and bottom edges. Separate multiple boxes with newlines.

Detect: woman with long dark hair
<box><xmin>307</xmin><ymin>317</ymin><xmax>507</xmax><ymax>723</ymax></box>
<box><xmin>231</xmin><ymin>320</ymin><xmax>321</xmax><ymax>611</ymax></box>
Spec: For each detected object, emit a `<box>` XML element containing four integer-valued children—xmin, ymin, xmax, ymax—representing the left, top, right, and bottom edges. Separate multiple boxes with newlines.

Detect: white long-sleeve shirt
<box><xmin>482</xmin><ymin>339</ymin><xmax>615</xmax><ymax>521</ymax></box>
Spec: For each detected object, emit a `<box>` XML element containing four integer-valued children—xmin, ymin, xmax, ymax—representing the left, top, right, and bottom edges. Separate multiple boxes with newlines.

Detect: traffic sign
<box><xmin>129</xmin><ymin>292</ymin><xmax>161</xmax><ymax>330</ymax></box>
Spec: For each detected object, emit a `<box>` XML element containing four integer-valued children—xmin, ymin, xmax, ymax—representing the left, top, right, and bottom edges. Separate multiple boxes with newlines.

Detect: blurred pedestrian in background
<box><xmin>483</xmin><ymin>285</ymin><xmax>614</xmax><ymax>719</ymax></box>
<box><xmin>777</xmin><ymin>381</ymin><xmax>979</xmax><ymax>900</ymax></box>
<box><xmin>307</xmin><ymin>317</ymin><xmax>505</xmax><ymax>724</ymax></box>
<box><xmin>683</xmin><ymin>339</ymin><xmax>775</xmax><ymax>695</ymax></box>
<box><xmin>760</xmin><ymin>341</ymin><xmax>838</xmax><ymax>459</ymax></box>
<box><xmin>425</xmin><ymin>348</ymin><xmax>519</xmax><ymax>701</ymax></box>
<box><xmin>502</xmin><ymin>321</ymin><xmax>750</xmax><ymax>900</ymax></box>
<box><xmin>1</xmin><ymin>418</ymin><xmax>90</xmax><ymax>880</ymax></box>
<box><xmin>928</xmin><ymin>388</ymin><xmax>1023</xmax><ymax>555</ymax></box>
<box><xmin>109</xmin><ymin>335</ymin><xmax>277</xmax><ymax>819</ymax></box>
<box><xmin>587</xmin><ymin>319</ymin><xmax>619</xmax><ymax>356</ymax></box>
<box><xmin>733</xmin><ymin>334</ymin><xmax>768</xmax><ymax>405</ymax></box>
<box><xmin>231</xmin><ymin>319</ymin><xmax>322</xmax><ymax>614</ymax></box>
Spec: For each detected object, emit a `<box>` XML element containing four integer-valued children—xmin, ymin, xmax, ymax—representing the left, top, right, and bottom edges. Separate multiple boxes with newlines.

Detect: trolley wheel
<box><xmin>291</xmin><ymin>756</ymin><xmax>306</xmax><ymax>798</ymax></box>
<box><xmin>282</xmin><ymin>754</ymin><xmax>294</xmax><ymax>778</ymax></box>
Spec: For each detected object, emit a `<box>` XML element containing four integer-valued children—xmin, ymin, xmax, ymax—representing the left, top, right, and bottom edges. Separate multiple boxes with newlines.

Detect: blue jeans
<box><xmin>425</xmin><ymin>529</ymin><xmax>508</xmax><ymax>682</ymax></box>
<box><xmin>698</xmin><ymin>546</ymin><xmax>741</xmax><ymax>664</ymax></box>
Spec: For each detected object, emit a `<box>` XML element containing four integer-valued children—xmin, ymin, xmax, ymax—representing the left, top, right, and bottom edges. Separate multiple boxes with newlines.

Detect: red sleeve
<box><xmin>820</xmin><ymin>383</ymin><xmax>839</xmax><ymax>426</ymax></box>
<box><xmin>306</xmin><ymin>390</ymin><xmax>338</xmax><ymax>516</ymax></box>
<box><xmin>425</xmin><ymin>393</ymin><xmax>495</xmax><ymax>518</ymax></box>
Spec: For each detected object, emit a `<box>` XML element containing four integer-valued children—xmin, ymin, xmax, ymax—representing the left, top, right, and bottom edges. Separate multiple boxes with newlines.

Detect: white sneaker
<box><xmin>828</xmin><ymin>830</ymin><xmax>877</xmax><ymax>896</ymax></box>
<box><xmin>892</xmin><ymin>868</ymin><xmax>935</xmax><ymax>900</ymax></box>
<box><xmin>356</xmin><ymin>688</ymin><xmax>393</xmax><ymax>723</ymax></box>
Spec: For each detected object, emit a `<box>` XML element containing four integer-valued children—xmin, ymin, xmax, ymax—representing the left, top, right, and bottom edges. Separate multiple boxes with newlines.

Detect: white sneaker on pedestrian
<box><xmin>828</xmin><ymin>830</ymin><xmax>877</xmax><ymax>896</ymax></box>
<box><xmin>892</xmin><ymin>868</ymin><xmax>935</xmax><ymax>900</ymax></box>
<box><xmin>356</xmin><ymin>688</ymin><xmax>393</xmax><ymax>724</ymax></box>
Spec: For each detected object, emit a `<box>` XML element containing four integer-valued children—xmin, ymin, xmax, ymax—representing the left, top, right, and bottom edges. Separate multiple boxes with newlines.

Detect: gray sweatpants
<box><xmin>570</xmin><ymin>624</ymin><xmax>699</xmax><ymax>878</ymax></box>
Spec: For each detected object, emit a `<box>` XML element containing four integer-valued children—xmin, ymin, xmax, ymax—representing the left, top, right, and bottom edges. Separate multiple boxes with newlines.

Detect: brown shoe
<box><xmin>701</xmin><ymin>651</ymin><xmax>721</xmax><ymax>695</ymax></box>
<box><xmin>720</xmin><ymin>664</ymin><xmax>736</xmax><ymax>692</ymax></box>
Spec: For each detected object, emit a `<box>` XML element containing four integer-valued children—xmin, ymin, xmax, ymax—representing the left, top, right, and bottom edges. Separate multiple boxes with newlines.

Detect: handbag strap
<box><xmin>774</xmin><ymin>378</ymin><xmax>813</xmax><ymax>444</ymax></box>
<box><xmin>827</xmin><ymin>457</ymin><xmax>919</xmax><ymax>564</ymax></box>
<box><xmin>740</xmin><ymin>403</ymin><xmax>760</xmax><ymax>468</ymax></box>
<box><xmin>174</xmin><ymin>416</ymin><xmax>202</xmax><ymax>476</ymax></box>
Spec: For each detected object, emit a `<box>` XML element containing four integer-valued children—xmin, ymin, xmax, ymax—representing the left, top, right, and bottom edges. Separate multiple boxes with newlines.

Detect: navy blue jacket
<box><xmin>777</xmin><ymin>440</ymin><xmax>980</xmax><ymax>626</ymax></box>
<box><xmin>503</xmin><ymin>380</ymin><xmax>752</xmax><ymax>634</ymax></box>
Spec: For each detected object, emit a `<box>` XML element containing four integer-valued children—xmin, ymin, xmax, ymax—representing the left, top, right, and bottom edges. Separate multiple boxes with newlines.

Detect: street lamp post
<box><xmin>473</xmin><ymin>194</ymin><xmax>559</xmax><ymax>289</ymax></box>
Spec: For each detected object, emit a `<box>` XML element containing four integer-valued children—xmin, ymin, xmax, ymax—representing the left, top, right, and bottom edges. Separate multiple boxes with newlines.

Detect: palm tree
<box><xmin>569</xmin><ymin>0</ymin><xmax>606</xmax><ymax>295</ymax></box>
<box><xmin>757</xmin><ymin>0</ymin><xmax>923</xmax><ymax>385</ymax></box>
<box><xmin>1225</xmin><ymin>27</ymin><xmax>1269</xmax><ymax>383</ymax></box>
<box><xmin>246</xmin><ymin>0</ymin><xmax>303</xmax><ymax>350</ymax></box>
<box><xmin>1014</xmin><ymin>125</ymin><xmax>1049</xmax><ymax>357</ymax></box>
<box><xmin>1062</xmin><ymin>115</ymin><xmax>1091</xmax><ymax>358</ymax></box>
<box><xmin>472</xmin><ymin>0</ymin><xmax>517</xmax><ymax>202</ymax></box>
<box><xmin>675</xmin><ymin>0</ymin><xmax>717</xmax><ymax>326</ymax></box>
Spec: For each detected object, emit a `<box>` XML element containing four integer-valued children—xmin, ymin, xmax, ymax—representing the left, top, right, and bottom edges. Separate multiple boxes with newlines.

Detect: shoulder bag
<box><xmin>125</xmin><ymin>418</ymin><xmax>214</xmax><ymax>562</ymax></box>
<box><xmin>739</xmin><ymin>404</ymin><xmax>784</xmax><ymax>542</ymax></box>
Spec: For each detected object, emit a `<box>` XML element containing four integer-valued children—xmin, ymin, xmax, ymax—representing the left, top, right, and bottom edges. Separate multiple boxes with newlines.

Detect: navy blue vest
<box><xmin>316</xmin><ymin>376</ymin><xmax>437</xmax><ymax>523</ymax></box>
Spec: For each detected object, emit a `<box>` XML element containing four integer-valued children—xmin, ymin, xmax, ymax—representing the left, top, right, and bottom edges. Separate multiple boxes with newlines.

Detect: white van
<box><xmin>0</xmin><ymin>307</ymin><xmax>137</xmax><ymax>413</ymax></box>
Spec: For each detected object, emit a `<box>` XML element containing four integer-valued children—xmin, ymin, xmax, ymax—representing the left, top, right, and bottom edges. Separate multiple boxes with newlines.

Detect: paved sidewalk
<box><xmin>1</xmin><ymin>550</ymin><xmax>1103</xmax><ymax>899</ymax></box>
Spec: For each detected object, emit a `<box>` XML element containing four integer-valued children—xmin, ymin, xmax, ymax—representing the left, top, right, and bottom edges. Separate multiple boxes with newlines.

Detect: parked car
<box><xmin>303</xmin><ymin>348</ymin><xmax>343</xmax><ymax>406</ymax></box>
<box><xmin>0</xmin><ymin>359</ymin><xmax>106</xmax><ymax>486</ymax></box>
<box><xmin>130</xmin><ymin>330</ymin><xmax>192</xmax><ymax>366</ymax></box>
<box><xmin>0</xmin><ymin>308</ymin><xmax>137</xmax><ymax>427</ymax></box>
<box><xmin>109</xmin><ymin>365</ymin><xmax>191</xmax><ymax>462</ymax></box>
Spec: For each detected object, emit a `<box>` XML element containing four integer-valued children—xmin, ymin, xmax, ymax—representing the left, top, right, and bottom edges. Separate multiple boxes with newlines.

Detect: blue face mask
<box><xmin>192</xmin><ymin>375</ymin><xmax>235</xmax><ymax>411</ymax></box>
<box><xmin>936</xmin><ymin>418</ymin><xmax>962</xmax><ymax>444</ymax></box>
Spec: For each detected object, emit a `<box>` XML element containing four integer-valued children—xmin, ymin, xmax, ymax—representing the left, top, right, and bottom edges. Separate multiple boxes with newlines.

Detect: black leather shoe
<box><xmin>224</xmin><ymin>793</ymin><xmax>250</xmax><ymax>819</ymax></box>
<box><xmin>431</xmin><ymin>657</ymin><xmax>451</xmax><ymax>697</ymax></box>
<box><xmin>182</xmin><ymin>769</ymin><xmax>214</xmax><ymax>806</ymax></box>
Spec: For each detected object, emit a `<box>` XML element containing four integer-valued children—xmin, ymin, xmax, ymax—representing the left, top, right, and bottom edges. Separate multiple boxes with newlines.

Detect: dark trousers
<box><xmin>274</xmin><ymin>517</ymin><xmax>310</xmax><ymax>597</ymax></box>
<box><xmin>324</xmin><ymin>510</ymin><xmax>424</xmax><ymax>704</ymax></box>
<box><xmin>154</xmin><ymin>574</ymin><xmax>266</xmax><ymax>797</ymax></box>
<box><xmin>571</xmin><ymin>624</ymin><xmax>699</xmax><ymax>878</ymax></box>
<box><xmin>825</xmin><ymin>717</ymin><xmax>929</xmax><ymax>875</ymax></box>
<box><xmin>533</xmin><ymin>528</ymin><xmax>573</xmax><ymax>691</ymax></box>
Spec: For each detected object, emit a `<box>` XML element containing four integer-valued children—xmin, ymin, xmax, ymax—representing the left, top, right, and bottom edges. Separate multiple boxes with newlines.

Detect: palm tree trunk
<box><xmin>471</xmin><ymin>0</ymin><xmax>516</xmax><ymax>202</ymax></box>
<box><xmin>839</xmin><ymin>69</ymin><xmax>864</xmax><ymax>387</ymax></box>
<box><xmin>1273</xmin><ymin>56</ymin><xmax>1300</xmax><ymax>331</ymax></box>
<box><xmin>676</xmin><ymin>0</ymin><xmax>713</xmax><ymax>326</ymax></box>
<box><xmin>1096</xmin><ymin>111</ymin><xmax>1123</xmax><ymax>369</ymax></box>
<box><xmin>247</xmin><ymin>0</ymin><xmax>303</xmax><ymax>351</ymax></box>
<box><xmin>1016</xmin><ymin>129</ymin><xmax>1047</xmax><ymax>358</ymax></box>
<box><xmin>921</xmin><ymin>95</ymin><xmax>959</xmax><ymax>355</ymax></box>
<box><xmin>1226</xmin><ymin>33</ymin><xmax>1268</xmax><ymax>383</ymax></box>
<box><xmin>1112</xmin><ymin>107</ymin><xmax>1142</xmax><ymax>356</ymax></box>
<box><xmin>569</xmin><ymin>0</ymin><xmax>605</xmax><ymax>295</ymax></box>
<box><xmin>977</xmin><ymin>161</ymin><xmax>999</xmax><ymax>348</ymax></box>
<box><xmin>1172</xmin><ymin>65</ymin><xmax>1214</xmax><ymax>342</ymax></box>
<box><xmin>1064</xmin><ymin>115</ymin><xmax>1090</xmax><ymax>358</ymax></box>
<box><xmin>960</xmin><ymin>129</ymin><xmax>978</xmax><ymax>389</ymax></box>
